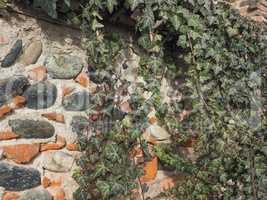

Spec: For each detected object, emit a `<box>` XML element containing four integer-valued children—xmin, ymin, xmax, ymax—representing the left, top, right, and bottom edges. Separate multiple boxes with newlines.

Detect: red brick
<box><xmin>3</xmin><ymin>144</ymin><xmax>40</xmax><ymax>164</ymax></box>
<box><xmin>41</xmin><ymin>112</ymin><xmax>65</xmax><ymax>123</ymax></box>
<box><xmin>40</xmin><ymin>135</ymin><xmax>66</xmax><ymax>152</ymax></box>
<box><xmin>0</xmin><ymin>130</ymin><xmax>19</xmax><ymax>140</ymax></box>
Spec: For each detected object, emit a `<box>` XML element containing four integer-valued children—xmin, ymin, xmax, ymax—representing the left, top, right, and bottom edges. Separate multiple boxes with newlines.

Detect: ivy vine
<box><xmin>71</xmin><ymin>0</ymin><xmax>267</xmax><ymax>200</ymax></box>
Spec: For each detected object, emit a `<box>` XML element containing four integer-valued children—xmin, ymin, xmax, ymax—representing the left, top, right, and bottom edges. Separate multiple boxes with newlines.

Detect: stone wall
<box><xmin>0</xmin><ymin>11</ymin><xmax>178</xmax><ymax>200</ymax></box>
<box><xmin>0</xmin><ymin>12</ymin><xmax>92</xmax><ymax>200</ymax></box>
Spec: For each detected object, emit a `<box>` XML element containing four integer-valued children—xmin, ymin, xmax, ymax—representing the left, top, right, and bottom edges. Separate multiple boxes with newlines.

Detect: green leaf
<box><xmin>226</xmin><ymin>27</ymin><xmax>239</xmax><ymax>37</ymax></box>
<box><xmin>170</xmin><ymin>14</ymin><xmax>181</xmax><ymax>31</ymax></box>
<box><xmin>128</xmin><ymin>0</ymin><xmax>143</xmax><ymax>11</ymax></box>
<box><xmin>92</xmin><ymin>19</ymin><xmax>104</xmax><ymax>31</ymax></box>
<box><xmin>0</xmin><ymin>0</ymin><xmax>8</xmax><ymax>8</ymax></box>
<box><xmin>107</xmin><ymin>0</ymin><xmax>117</xmax><ymax>13</ymax></box>
<box><xmin>104</xmin><ymin>143</ymin><xmax>121</xmax><ymax>162</ymax></box>
<box><xmin>137</xmin><ymin>6</ymin><xmax>154</xmax><ymax>30</ymax></box>
<box><xmin>93</xmin><ymin>162</ymin><xmax>109</xmax><ymax>178</ymax></box>
<box><xmin>178</xmin><ymin>35</ymin><xmax>187</xmax><ymax>48</ymax></box>
<box><xmin>96</xmin><ymin>181</ymin><xmax>110</xmax><ymax>198</ymax></box>
<box><xmin>188</xmin><ymin>15</ymin><xmax>201</xmax><ymax>29</ymax></box>
<box><xmin>64</xmin><ymin>0</ymin><xmax>70</xmax><ymax>7</ymax></box>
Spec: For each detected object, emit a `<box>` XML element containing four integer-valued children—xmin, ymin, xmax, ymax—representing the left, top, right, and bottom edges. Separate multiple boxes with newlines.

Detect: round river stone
<box><xmin>62</xmin><ymin>90</ymin><xmax>92</xmax><ymax>111</ymax></box>
<box><xmin>45</xmin><ymin>55</ymin><xmax>83</xmax><ymax>79</ymax></box>
<box><xmin>9</xmin><ymin>119</ymin><xmax>55</xmax><ymax>139</ymax></box>
<box><xmin>20</xmin><ymin>40</ymin><xmax>42</xmax><ymax>65</ymax></box>
<box><xmin>19</xmin><ymin>188</ymin><xmax>52</xmax><ymax>200</ymax></box>
<box><xmin>0</xmin><ymin>162</ymin><xmax>41</xmax><ymax>191</ymax></box>
<box><xmin>23</xmin><ymin>81</ymin><xmax>57</xmax><ymax>109</ymax></box>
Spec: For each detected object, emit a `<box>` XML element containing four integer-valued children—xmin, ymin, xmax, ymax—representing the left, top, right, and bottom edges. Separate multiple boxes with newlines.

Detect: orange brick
<box><xmin>75</xmin><ymin>72</ymin><xmax>89</xmax><ymax>87</ymax></box>
<box><xmin>50</xmin><ymin>179</ymin><xmax>62</xmax><ymax>188</ymax></box>
<box><xmin>0</xmin><ymin>130</ymin><xmax>19</xmax><ymax>140</ymax></box>
<box><xmin>66</xmin><ymin>143</ymin><xmax>77</xmax><ymax>151</ymax></box>
<box><xmin>3</xmin><ymin>144</ymin><xmax>40</xmax><ymax>164</ymax></box>
<box><xmin>40</xmin><ymin>135</ymin><xmax>66</xmax><ymax>152</ymax></box>
<box><xmin>41</xmin><ymin>112</ymin><xmax>65</xmax><ymax>123</ymax></box>
<box><xmin>9</xmin><ymin>96</ymin><xmax>26</xmax><ymax>109</ymax></box>
<box><xmin>42</xmin><ymin>176</ymin><xmax>51</xmax><ymax>188</ymax></box>
<box><xmin>3</xmin><ymin>192</ymin><xmax>19</xmax><ymax>200</ymax></box>
<box><xmin>0</xmin><ymin>105</ymin><xmax>12</xmax><ymax>118</ymax></box>
<box><xmin>53</xmin><ymin>188</ymin><xmax>65</xmax><ymax>200</ymax></box>
<box><xmin>140</xmin><ymin>156</ymin><xmax>158</xmax><ymax>183</ymax></box>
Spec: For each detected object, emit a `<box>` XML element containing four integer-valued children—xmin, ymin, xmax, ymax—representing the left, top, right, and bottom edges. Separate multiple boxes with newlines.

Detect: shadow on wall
<box><xmin>2</xmin><ymin>2</ymin><xmax>82</xmax><ymax>47</ymax></box>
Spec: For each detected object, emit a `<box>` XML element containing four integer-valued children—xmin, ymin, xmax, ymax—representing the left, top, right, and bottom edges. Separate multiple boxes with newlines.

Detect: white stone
<box><xmin>144</xmin><ymin>125</ymin><xmax>171</xmax><ymax>142</ymax></box>
<box><xmin>42</xmin><ymin>151</ymin><xmax>75</xmax><ymax>172</ymax></box>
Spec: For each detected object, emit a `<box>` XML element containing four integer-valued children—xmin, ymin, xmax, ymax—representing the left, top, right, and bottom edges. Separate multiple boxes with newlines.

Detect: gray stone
<box><xmin>45</xmin><ymin>55</ymin><xmax>83</xmax><ymax>79</ymax></box>
<box><xmin>19</xmin><ymin>188</ymin><xmax>52</xmax><ymax>200</ymax></box>
<box><xmin>23</xmin><ymin>81</ymin><xmax>57</xmax><ymax>109</ymax></box>
<box><xmin>0</xmin><ymin>75</ymin><xmax>29</xmax><ymax>107</ymax></box>
<box><xmin>0</xmin><ymin>162</ymin><xmax>41</xmax><ymax>191</ymax></box>
<box><xmin>62</xmin><ymin>90</ymin><xmax>92</xmax><ymax>111</ymax></box>
<box><xmin>1</xmin><ymin>39</ymin><xmax>22</xmax><ymax>68</ymax></box>
<box><xmin>9</xmin><ymin>119</ymin><xmax>55</xmax><ymax>139</ymax></box>
<box><xmin>43</xmin><ymin>151</ymin><xmax>74</xmax><ymax>172</ymax></box>
<box><xmin>20</xmin><ymin>40</ymin><xmax>42</xmax><ymax>65</ymax></box>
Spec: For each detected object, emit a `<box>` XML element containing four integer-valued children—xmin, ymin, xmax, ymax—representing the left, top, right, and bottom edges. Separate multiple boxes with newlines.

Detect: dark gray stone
<box><xmin>1</xmin><ymin>39</ymin><xmax>22</xmax><ymax>68</ymax></box>
<box><xmin>0</xmin><ymin>75</ymin><xmax>30</xmax><ymax>107</ymax></box>
<box><xmin>62</xmin><ymin>90</ymin><xmax>92</xmax><ymax>111</ymax></box>
<box><xmin>9</xmin><ymin>119</ymin><xmax>55</xmax><ymax>139</ymax></box>
<box><xmin>19</xmin><ymin>188</ymin><xmax>52</xmax><ymax>200</ymax></box>
<box><xmin>45</xmin><ymin>55</ymin><xmax>83</xmax><ymax>79</ymax></box>
<box><xmin>0</xmin><ymin>162</ymin><xmax>41</xmax><ymax>191</ymax></box>
<box><xmin>23</xmin><ymin>81</ymin><xmax>57</xmax><ymax>109</ymax></box>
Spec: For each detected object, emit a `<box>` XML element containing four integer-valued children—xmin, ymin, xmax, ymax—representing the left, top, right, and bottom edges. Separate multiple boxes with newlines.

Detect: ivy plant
<box><xmin>71</xmin><ymin>0</ymin><xmax>267</xmax><ymax>199</ymax></box>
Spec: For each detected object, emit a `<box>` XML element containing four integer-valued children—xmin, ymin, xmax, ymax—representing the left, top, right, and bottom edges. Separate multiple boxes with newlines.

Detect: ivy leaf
<box><xmin>106</xmin><ymin>0</ymin><xmax>117</xmax><ymax>13</ymax></box>
<box><xmin>190</xmin><ymin>31</ymin><xmax>201</xmax><ymax>40</ymax></box>
<box><xmin>128</xmin><ymin>0</ymin><xmax>143</xmax><ymax>11</ymax></box>
<box><xmin>178</xmin><ymin>35</ymin><xmax>187</xmax><ymax>48</ymax></box>
<box><xmin>92</xmin><ymin>19</ymin><xmax>104</xmax><ymax>31</ymax></box>
<box><xmin>226</xmin><ymin>27</ymin><xmax>239</xmax><ymax>37</ymax></box>
<box><xmin>64</xmin><ymin>0</ymin><xmax>70</xmax><ymax>7</ymax></box>
<box><xmin>104</xmin><ymin>143</ymin><xmax>121</xmax><ymax>162</ymax></box>
<box><xmin>138</xmin><ymin>6</ymin><xmax>154</xmax><ymax>31</ymax></box>
<box><xmin>188</xmin><ymin>15</ymin><xmax>201</xmax><ymax>29</ymax></box>
<box><xmin>110</xmin><ymin>181</ymin><xmax>125</xmax><ymax>194</ymax></box>
<box><xmin>170</xmin><ymin>14</ymin><xmax>181</xmax><ymax>31</ymax></box>
<box><xmin>93</xmin><ymin>162</ymin><xmax>109</xmax><ymax>178</ymax></box>
<box><xmin>96</xmin><ymin>181</ymin><xmax>110</xmax><ymax>198</ymax></box>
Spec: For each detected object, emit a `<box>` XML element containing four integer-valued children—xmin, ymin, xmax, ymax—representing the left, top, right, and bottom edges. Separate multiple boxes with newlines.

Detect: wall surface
<box><xmin>0</xmin><ymin>12</ymin><xmax>90</xmax><ymax>200</ymax></box>
<box><xmin>0</xmin><ymin>12</ymin><xmax>185</xmax><ymax>200</ymax></box>
<box><xmin>0</xmin><ymin>2</ymin><xmax>266</xmax><ymax>200</ymax></box>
